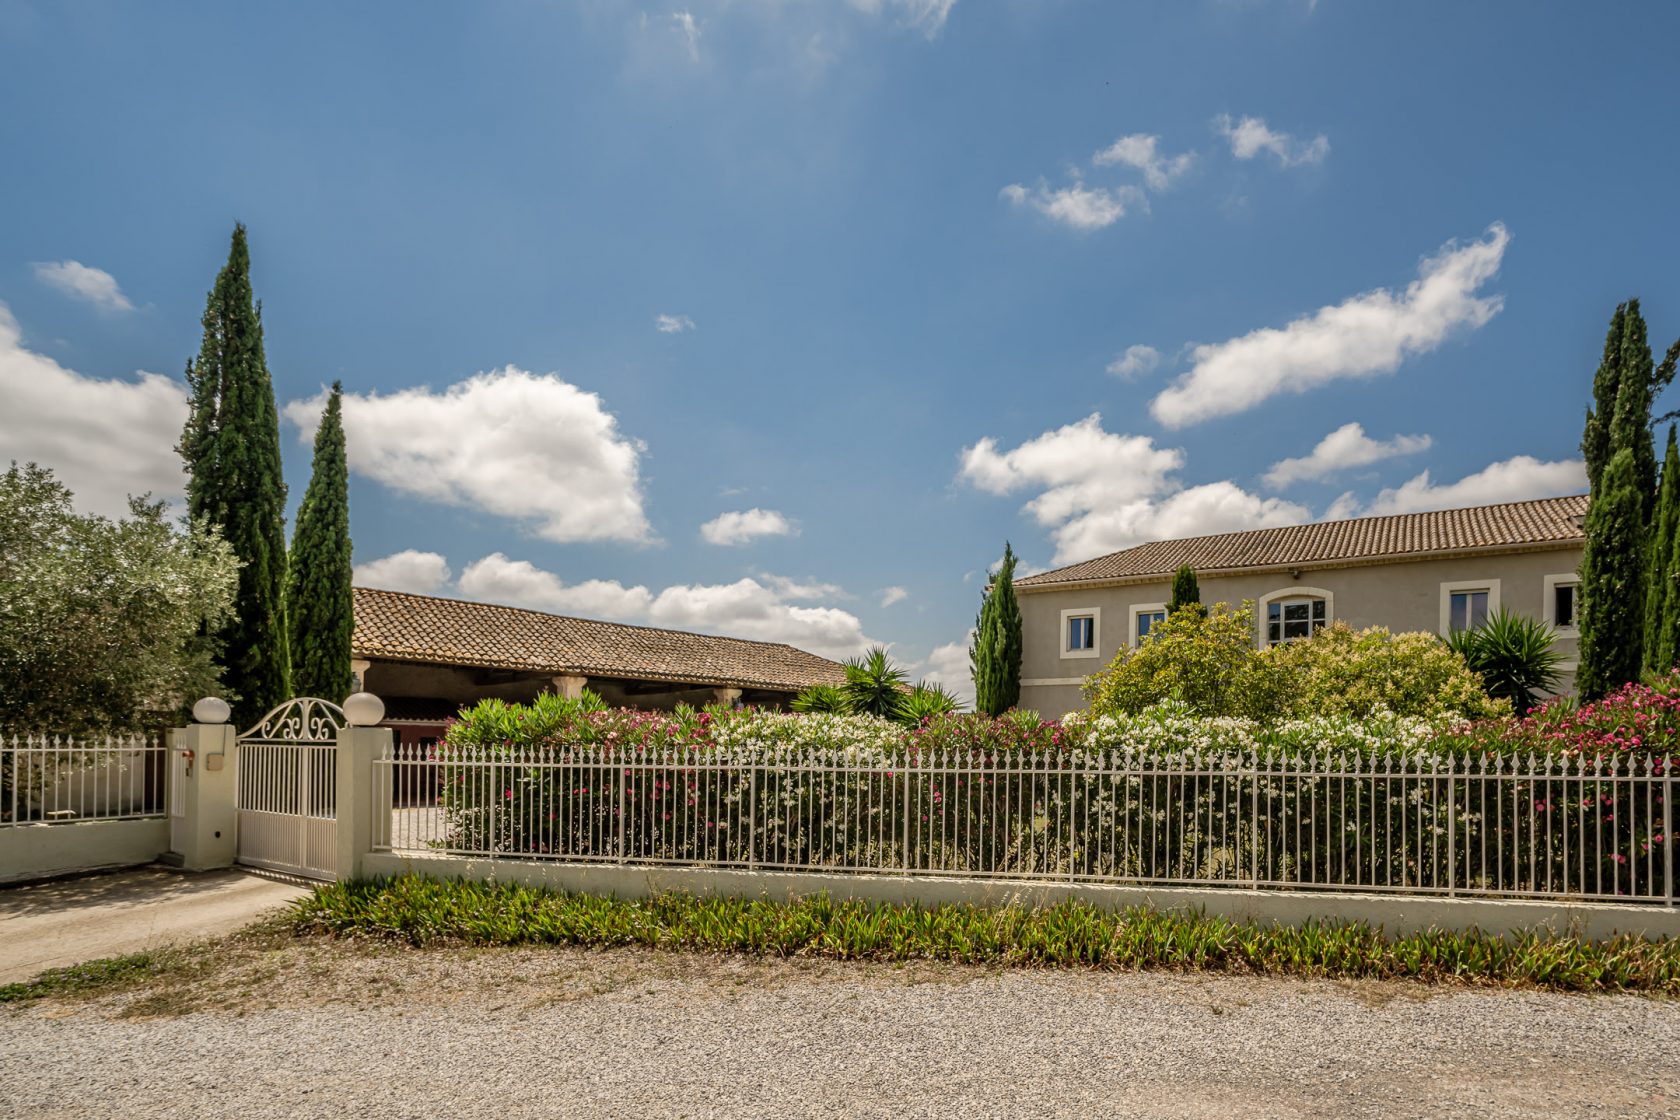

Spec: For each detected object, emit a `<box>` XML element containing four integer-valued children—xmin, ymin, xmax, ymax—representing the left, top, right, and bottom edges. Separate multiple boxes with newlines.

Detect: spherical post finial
<box><xmin>342</xmin><ymin>692</ymin><xmax>386</xmax><ymax>727</ymax></box>
<box><xmin>192</xmin><ymin>697</ymin><xmax>231</xmax><ymax>725</ymax></box>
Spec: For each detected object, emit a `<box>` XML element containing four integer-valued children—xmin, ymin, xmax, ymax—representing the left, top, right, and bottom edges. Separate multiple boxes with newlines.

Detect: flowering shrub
<box><xmin>1268</xmin><ymin>622</ymin><xmax>1508</xmax><ymax>722</ymax></box>
<box><xmin>1083</xmin><ymin>602</ymin><xmax>1285</xmax><ymax>720</ymax></box>
<box><xmin>1441</xmin><ymin>675</ymin><xmax>1680</xmax><ymax>759</ymax></box>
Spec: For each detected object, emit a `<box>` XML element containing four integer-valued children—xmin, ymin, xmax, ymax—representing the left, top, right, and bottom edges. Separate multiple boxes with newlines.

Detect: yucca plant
<box><xmin>790</xmin><ymin>684</ymin><xmax>848</xmax><ymax>714</ymax></box>
<box><xmin>1447</xmin><ymin>608</ymin><xmax>1561</xmax><ymax>714</ymax></box>
<box><xmin>900</xmin><ymin>681</ymin><xmax>961</xmax><ymax>723</ymax></box>
<box><xmin>843</xmin><ymin>647</ymin><xmax>908</xmax><ymax>721</ymax></box>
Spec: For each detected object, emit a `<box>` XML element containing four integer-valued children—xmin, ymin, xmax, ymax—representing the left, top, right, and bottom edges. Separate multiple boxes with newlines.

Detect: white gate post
<box><xmin>334</xmin><ymin>693</ymin><xmax>392</xmax><ymax>882</ymax></box>
<box><xmin>170</xmin><ymin>698</ymin><xmax>238</xmax><ymax>871</ymax></box>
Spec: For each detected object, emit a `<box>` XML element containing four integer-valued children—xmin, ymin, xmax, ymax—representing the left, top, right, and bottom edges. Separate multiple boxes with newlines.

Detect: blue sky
<box><xmin>3</xmin><ymin>0</ymin><xmax>1678</xmax><ymax>698</ymax></box>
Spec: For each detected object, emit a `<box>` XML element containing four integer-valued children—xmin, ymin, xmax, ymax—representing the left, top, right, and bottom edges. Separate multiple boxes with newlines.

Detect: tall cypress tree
<box><xmin>285</xmin><ymin>383</ymin><xmax>353</xmax><ymax>702</ymax></box>
<box><xmin>1578</xmin><ymin>449</ymin><xmax>1646</xmax><ymax>699</ymax></box>
<box><xmin>179</xmin><ymin>224</ymin><xmax>290</xmax><ymax>725</ymax></box>
<box><xmin>970</xmin><ymin>543</ymin><xmax>1022</xmax><ymax>717</ymax></box>
<box><xmin>1643</xmin><ymin>427</ymin><xmax>1679</xmax><ymax>672</ymax></box>
<box><xmin>1582</xmin><ymin>303</ymin><xmax>1629</xmax><ymax>494</ymax></box>
<box><xmin>1612</xmin><ymin>303</ymin><xmax>1658</xmax><ymax>519</ymax></box>
<box><xmin>1169</xmin><ymin>564</ymin><xmax>1201</xmax><ymax>616</ymax></box>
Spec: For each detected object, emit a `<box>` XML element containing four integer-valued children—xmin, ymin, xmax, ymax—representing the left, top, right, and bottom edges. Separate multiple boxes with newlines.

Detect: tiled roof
<box><xmin>352</xmin><ymin>587</ymin><xmax>848</xmax><ymax>692</ymax></box>
<box><xmin>1015</xmin><ymin>495</ymin><xmax>1589</xmax><ymax>590</ymax></box>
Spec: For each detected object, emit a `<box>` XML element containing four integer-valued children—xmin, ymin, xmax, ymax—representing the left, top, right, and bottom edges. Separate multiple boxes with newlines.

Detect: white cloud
<box><xmin>912</xmin><ymin>630</ymin><xmax>974</xmax><ymax>708</ymax></box>
<box><xmin>1263</xmin><ymin>422</ymin><xmax>1432</xmax><ymax>488</ymax></box>
<box><xmin>456</xmin><ymin>552</ymin><xmax>877</xmax><ymax>662</ymax></box>
<box><xmin>1151</xmin><ymin>224</ymin><xmax>1510</xmax><ymax>428</ymax></box>
<box><xmin>655</xmin><ymin>313</ymin><xmax>695</xmax><ymax>334</ymax></box>
<box><xmin>671</xmin><ymin>10</ymin><xmax>700</xmax><ymax>61</ymax></box>
<box><xmin>0</xmin><ymin>302</ymin><xmax>186</xmax><ymax>517</ymax></box>
<box><xmin>851</xmin><ymin>0</ymin><xmax>958</xmax><ymax>39</ymax></box>
<box><xmin>1091</xmin><ymin>134</ymin><xmax>1195</xmax><ymax>191</ymax></box>
<box><xmin>879</xmin><ymin>586</ymin><xmax>909</xmax><ymax>608</ymax></box>
<box><xmin>284</xmin><ymin>367</ymin><xmax>653</xmax><ymax>546</ymax></box>
<box><xmin>1106</xmin><ymin>344</ymin><xmax>1161</xmax><ymax>379</ymax></box>
<box><xmin>353</xmin><ymin>550</ymin><xmax>453</xmax><ymax>596</ymax></box>
<box><xmin>958</xmin><ymin>413</ymin><xmax>1309</xmax><ymax>564</ymax></box>
<box><xmin>1214</xmin><ymin>114</ymin><xmax>1329</xmax><ymax>167</ymax></box>
<box><xmin>700</xmin><ymin>508</ymin><xmax>797</xmax><ymax>546</ymax></box>
<box><xmin>1000</xmin><ymin>181</ymin><xmax>1141</xmax><ymax>231</ymax></box>
<box><xmin>31</xmin><ymin>260</ymin><xmax>134</xmax><ymax>312</ymax></box>
<box><xmin>761</xmin><ymin>574</ymin><xmax>844</xmax><ymax>600</ymax></box>
<box><xmin>1361</xmin><ymin>457</ymin><xmax>1587</xmax><ymax>517</ymax></box>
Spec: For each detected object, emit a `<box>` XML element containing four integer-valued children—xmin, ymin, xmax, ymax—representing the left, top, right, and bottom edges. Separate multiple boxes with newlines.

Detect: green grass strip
<box><xmin>0</xmin><ymin>950</ymin><xmax>181</xmax><ymax>1005</ymax></box>
<box><xmin>291</xmin><ymin>876</ymin><xmax>1680</xmax><ymax>994</ymax></box>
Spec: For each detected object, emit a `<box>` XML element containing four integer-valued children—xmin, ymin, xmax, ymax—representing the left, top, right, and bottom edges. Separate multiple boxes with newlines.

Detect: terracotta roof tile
<box><xmin>1015</xmin><ymin>495</ymin><xmax>1589</xmax><ymax>590</ymax></box>
<box><xmin>352</xmin><ymin>587</ymin><xmax>848</xmax><ymax>693</ymax></box>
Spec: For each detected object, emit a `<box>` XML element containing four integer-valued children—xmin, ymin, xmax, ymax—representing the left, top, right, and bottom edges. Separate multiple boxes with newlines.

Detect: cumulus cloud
<box><xmin>1263</xmin><ymin>422</ymin><xmax>1432</xmax><ymax>488</ymax></box>
<box><xmin>655</xmin><ymin>313</ymin><xmax>695</xmax><ymax>334</ymax></box>
<box><xmin>1214</xmin><ymin>114</ymin><xmax>1329</xmax><ymax>167</ymax></box>
<box><xmin>1151</xmin><ymin>224</ymin><xmax>1510</xmax><ymax>428</ymax></box>
<box><xmin>32</xmin><ymin>260</ymin><xmax>134</xmax><ymax>312</ymax></box>
<box><xmin>284</xmin><ymin>367</ymin><xmax>652</xmax><ymax>546</ymax></box>
<box><xmin>0</xmin><ymin>302</ymin><xmax>186</xmax><ymax>517</ymax></box>
<box><xmin>1091</xmin><ymin>133</ymin><xmax>1195</xmax><ymax>191</ymax></box>
<box><xmin>958</xmin><ymin>413</ymin><xmax>1308</xmax><ymax>564</ymax></box>
<box><xmin>851</xmin><ymin>0</ymin><xmax>958</xmax><ymax>38</ymax></box>
<box><xmin>1000</xmin><ymin>181</ymin><xmax>1141</xmax><ymax>231</ymax></box>
<box><xmin>879</xmin><ymin>586</ymin><xmax>909</xmax><ymax>608</ymax></box>
<box><xmin>1106</xmin><ymin>344</ymin><xmax>1161</xmax><ymax>379</ymax></box>
<box><xmin>671</xmin><ymin>10</ymin><xmax>700</xmax><ymax>60</ymax></box>
<box><xmin>911</xmin><ymin>630</ymin><xmax>975</xmax><ymax>707</ymax></box>
<box><xmin>1361</xmin><ymin>457</ymin><xmax>1587</xmax><ymax>517</ymax></box>
<box><xmin>455</xmin><ymin>552</ymin><xmax>877</xmax><ymax>661</ymax></box>
<box><xmin>353</xmin><ymin>550</ymin><xmax>453</xmax><ymax>596</ymax></box>
<box><xmin>700</xmin><ymin>508</ymin><xmax>797</xmax><ymax>546</ymax></box>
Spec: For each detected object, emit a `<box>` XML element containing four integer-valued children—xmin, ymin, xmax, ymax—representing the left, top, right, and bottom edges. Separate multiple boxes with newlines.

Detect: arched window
<box><xmin>1256</xmin><ymin>586</ymin><xmax>1334</xmax><ymax>646</ymax></box>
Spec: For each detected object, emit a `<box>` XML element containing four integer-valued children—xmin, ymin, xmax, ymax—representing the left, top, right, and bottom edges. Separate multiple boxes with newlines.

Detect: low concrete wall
<box><xmin>362</xmin><ymin>854</ymin><xmax>1680</xmax><ymax>942</ymax></box>
<box><xmin>0</xmin><ymin>819</ymin><xmax>170</xmax><ymax>885</ymax></box>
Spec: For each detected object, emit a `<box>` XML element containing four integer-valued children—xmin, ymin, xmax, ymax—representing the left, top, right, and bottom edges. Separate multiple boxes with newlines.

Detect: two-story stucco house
<box><xmin>1012</xmin><ymin>495</ymin><xmax>1588</xmax><ymax>719</ymax></box>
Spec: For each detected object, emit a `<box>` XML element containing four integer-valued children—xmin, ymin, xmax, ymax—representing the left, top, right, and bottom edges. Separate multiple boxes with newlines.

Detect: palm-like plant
<box><xmin>1447</xmin><ymin>608</ymin><xmax>1562</xmax><ymax>714</ymax></box>
<box><xmin>900</xmin><ymin>681</ymin><xmax>961</xmax><ymax>723</ymax></box>
<box><xmin>791</xmin><ymin>683</ymin><xmax>849</xmax><ymax>714</ymax></box>
<box><xmin>843</xmin><ymin>646</ymin><xmax>908</xmax><ymax>721</ymax></box>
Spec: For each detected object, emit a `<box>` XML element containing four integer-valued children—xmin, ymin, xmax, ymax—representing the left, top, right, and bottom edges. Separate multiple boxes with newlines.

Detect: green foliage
<box><xmin>0</xmin><ymin>463</ymin><xmax>238</xmax><ymax>733</ymax></box>
<box><xmin>970</xmin><ymin>542</ymin><xmax>1023</xmax><ymax>717</ymax></box>
<box><xmin>294</xmin><ymin>877</ymin><xmax>1680</xmax><ymax>992</ymax></box>
<box><xmin>1649</xmin><ymin>426</ymin><xmax>1680</xmax><ymax>671</ymax></box>
<box><xmin>1272</xmin><ymin>622</ymin><xmax>1508</xmax><ymax>722</ymax></box>
<box><xmin>442</xmin><ymin>690</ymin><xmax>607</xmax><ymax>751</ymax></box>
<box><xmin>1084</xmin><ymin>601</ymin><xmax>1285</xmax><ymax>720</ymax></box>
<box><xmin>1168</xmin><ymin>564</ymin><xmax>1201</xmax><ymax>615</ymax></box>
<box><xmin>179</xmin><ymin>224</ymin><xmax>291</xmax><ymax>725</ymax></box>
<box><xmin>843</xmin><ymin>646</ymin><xmax>908</xmax><ymax>721</ymax></box>
<box><xmin>0</xmin><ymin>949</ymin><xmax>185</xmax><ymax>1005</ymax></box>
<box><xmin>285</xmin><ymin>383</ymin><xmax>353</xmax><ymax>702</ymax></box>
<box><xmin>1445</xmin><ymin>609</ymin><xmax>1560</xmax><ymax>715</ymax></box>
<box><xmin>900</xmin><ymin>681</ymin><xmax>960</xmax><ymax>722</ymax></box>
<box><xmin>790</xmin><ymin>683</ymin><xmax>848</xmax><ymax>714</ymax></box>
<box><xmin>1579</xmin><ymin>449</ymin><xmax>1647</xmax><ymax>699</ymax></box>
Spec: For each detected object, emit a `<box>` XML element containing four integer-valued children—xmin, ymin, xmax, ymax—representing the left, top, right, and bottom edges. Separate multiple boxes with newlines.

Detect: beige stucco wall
<box><xmin>1018</xmin><ymin>545</ymin><xmax>1583</xmax><ymax>719</ymax></box>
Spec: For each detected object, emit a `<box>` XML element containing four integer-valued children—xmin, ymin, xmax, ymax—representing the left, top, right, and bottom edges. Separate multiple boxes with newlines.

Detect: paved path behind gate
<box><xmin>0</xmin><ymin>867</ymin><xmax>309</xmax><ymax>984</ymax></box>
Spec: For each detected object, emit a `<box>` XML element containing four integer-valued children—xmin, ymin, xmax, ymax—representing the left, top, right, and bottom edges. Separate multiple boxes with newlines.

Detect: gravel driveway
<box><xmin>2</xmin><ymin>942</ymin><xmax>1677</xmax><ymax>1119</ymax></box>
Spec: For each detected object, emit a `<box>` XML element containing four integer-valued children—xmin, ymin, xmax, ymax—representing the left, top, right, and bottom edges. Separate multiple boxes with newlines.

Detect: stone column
<box><xmin>713</xmin><ymin>687</ymin><xmax>743</xmax><ymax>708</ymax></box>
<box><xmin>350</xmin><ymin>659</ymin><xmax>371</xmax><ymax>693</ymax></box>
<box><xmin>335</xmin><ymin>693</ymin><xmax>393</xmax><ymax>882</ymax></box>
<box><xmin>169</xmin><ymin>721</ymin><xmax>238</xmax><ymax>871</ymax></box>
<box><xmin>553</xmin><ymin>674</ymin><xmax>589</xmax><ymax>699</ymax></box>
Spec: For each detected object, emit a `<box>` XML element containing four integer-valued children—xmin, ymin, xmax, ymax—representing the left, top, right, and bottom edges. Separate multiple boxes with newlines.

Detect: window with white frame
<box><xmin>1060</xmin><ymin>607</ymin><xmax>1101</xmax><ymax>658</ymax></box>
<box><xmin>1542</xmin><ymin>574</ymin><xmax>1580</xmax><ymax>633</ymax></box>
<box><xmin>1257</xmin><ymin>587</ymin><xmax>1333</xmax><ymax>647</ymax></box>
<box><xmin>1131</xmin><ymin>603</ymin><xmax>1168</xmax><ymax>647</ymax></box>
<box><xmin>1439</xmin><ymin>579</ymin><xmax>1501</xmax><ymax>636</ymax></box>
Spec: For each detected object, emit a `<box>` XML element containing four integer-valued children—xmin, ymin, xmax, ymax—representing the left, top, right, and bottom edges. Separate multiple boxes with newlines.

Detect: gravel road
<box><xmin>2</xmin><ymin>943</ymin><xmax>1677</xmax><ymax>1119</ymax></box>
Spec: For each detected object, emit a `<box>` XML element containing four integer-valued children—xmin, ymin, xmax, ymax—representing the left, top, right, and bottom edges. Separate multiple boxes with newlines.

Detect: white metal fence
<box><xmin>371</xmin><ymin>743</ymin><xmax>1678</xmax><ymax>905</ymax></box>
<box><xmin>1</xmin><ymin>732</ymin><xmax>168</xmax><ymax>826</ymax></box>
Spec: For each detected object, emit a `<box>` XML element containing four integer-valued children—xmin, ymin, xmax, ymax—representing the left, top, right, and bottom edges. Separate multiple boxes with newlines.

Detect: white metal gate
<box><xmin>236</xmin><ymin>698</ymin><xmax>345</xmax><ymax>880</ymax></box>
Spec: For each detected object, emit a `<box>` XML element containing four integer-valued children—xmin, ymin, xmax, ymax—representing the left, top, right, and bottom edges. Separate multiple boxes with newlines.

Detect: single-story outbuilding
<box><xmin>1012</xmin><ymin>494</ymin><xmax>1588</xmax><ymax>719</ymax></box>
<box><xmin>350</xmin><ymin>587</ymin><xmax>848</xmax><ymax>746</ymax></box>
